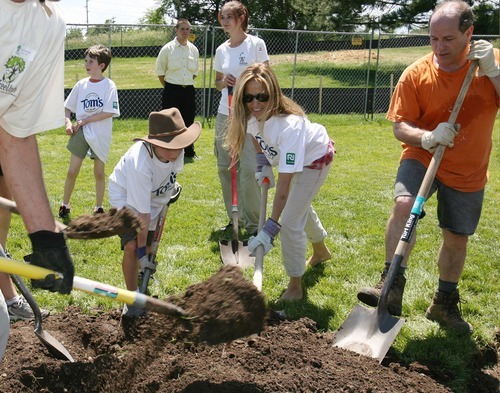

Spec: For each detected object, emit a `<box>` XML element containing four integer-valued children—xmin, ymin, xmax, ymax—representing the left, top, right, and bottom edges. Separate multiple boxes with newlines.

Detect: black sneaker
<box><xmin>93</xmin><ymin>207</ymin><xmax>105</xmax><ymax>214</ymax></box>
<box><xmin>58</xmin><ymin>205</ymin><xmax>70</xmax><ymax>219</ymax></box>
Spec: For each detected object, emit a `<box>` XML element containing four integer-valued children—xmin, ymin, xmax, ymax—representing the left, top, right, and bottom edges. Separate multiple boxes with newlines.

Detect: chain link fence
<box><xmin>64</xmin><ymin>23</ymin><xmax>498</xmax><ymax>122</ymax></box>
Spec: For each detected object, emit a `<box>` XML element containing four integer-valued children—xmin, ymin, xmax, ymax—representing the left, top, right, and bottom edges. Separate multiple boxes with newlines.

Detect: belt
<box><xmin>306</xmin><ymin>139</ymin><xmax>335</xmax><ymax>170</ymax></box>
<box><xmin>165</xmin><ymin>82</ymin><xmax>194</xmax><ymax>88</ymax></box>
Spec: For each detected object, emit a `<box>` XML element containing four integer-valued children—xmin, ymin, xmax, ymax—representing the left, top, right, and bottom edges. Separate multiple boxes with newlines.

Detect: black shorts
<box><xmin>119</xmin><ymin>230</ymin><xmax>155</xmax><ymax>250</ymax></box>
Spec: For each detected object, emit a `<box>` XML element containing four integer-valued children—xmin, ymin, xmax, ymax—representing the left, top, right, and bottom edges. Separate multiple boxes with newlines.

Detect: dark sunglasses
<box><xmin>243</xmin><ymin>92</ymin><xmax>270</xmax><ymax>104</ymax></box>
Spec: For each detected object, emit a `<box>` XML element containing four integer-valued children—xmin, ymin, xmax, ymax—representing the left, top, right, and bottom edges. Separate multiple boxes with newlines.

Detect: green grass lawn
<box><xmin>5</xmin><ymin>114</ymin><xmax>499</xmax><ymax>393</ymax></box>
<box><xmin>64</xmin><ymin>46</ymin><xmax>435</xmax><ymax>90</ymax></box>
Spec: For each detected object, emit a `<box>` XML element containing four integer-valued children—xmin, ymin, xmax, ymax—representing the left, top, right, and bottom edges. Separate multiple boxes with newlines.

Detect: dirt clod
<box><xmin>165</xmin><ymin>265</ymin><xmax>267</xmax><ymax>344</ymax></box>
<box><xmin>64</xmin><ymin>207</ymin><xmax>142</xmax><ymax>239</ymax></box>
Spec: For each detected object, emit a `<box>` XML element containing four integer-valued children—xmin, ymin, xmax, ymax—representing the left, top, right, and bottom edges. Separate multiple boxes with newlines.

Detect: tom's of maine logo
<box><xmin>286</xmin><ymin>153</ymin><xmax>295</xmax><ymax>165</ymax></box>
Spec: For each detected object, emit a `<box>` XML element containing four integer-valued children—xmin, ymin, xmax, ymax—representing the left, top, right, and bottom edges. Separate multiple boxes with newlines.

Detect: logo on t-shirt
<box><xmin>152</xmin><ymin>172</ymin><xmax>177</xmax><ymax>197</ymax></box>
<box><xmin>113</xmin><ymin>101</ymin><xmax>118</xmax><ymax>109</ymax></box>
<box><xmin>239</xmin><ymin>52</ymin><xmax>247</xmax><ymax>66</ymax></box>
<box><xmin>81</xmin><ymin>92</ymin><xmax>104</xmax><ymax>113</ymax></box>
<box><xmin>286</xmin><ymin>153</ymin><xmax>295</xmax><ymax>165</ymax></box>
<box><xmin>1</xmin><ymin>45</ymin><xmax>35</xmax><ymax>95</ymax></box>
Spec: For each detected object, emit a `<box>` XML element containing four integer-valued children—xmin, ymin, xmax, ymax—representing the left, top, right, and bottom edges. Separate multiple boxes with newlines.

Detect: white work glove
<box><xmin>256</xmin><ymin>165</ymin><xmax>275</xmax><ymax>188</ymax></box>
<box><xmin>137</xmin><ymin>246</ymin><xmax>156</xmax><ymax>273</ymax></box>
<box><xmin>248</xmin><ymin>231</ymin><xmax>273</xmax><ymax>256</ymax></box>
<box><xmin>467</xmin><ymin>40</ymin><xmax>499</xmax><ymax>78</ymax></box>
<box><xmin>255</xmin><ymin>153</ymin><xmax>275</xmax><ymax>188</ymax></box>
<box><xmin>139</xmin><ymin>255</ymin><xmax>156</xmax><ymax>273</ymax></box>
<box><xmin>248</xmin><ymin>218</ymin><xmax>281</xmax><ymax>256</ymax></box>
<box><xmin>421</xmin><ymin>122</ymin><xmax>459</xmax><ymax>153</ymax></box>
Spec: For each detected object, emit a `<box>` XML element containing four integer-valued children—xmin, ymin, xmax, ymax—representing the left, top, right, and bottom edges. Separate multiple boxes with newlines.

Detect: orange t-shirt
<box><xmin>387</xmin><ymin>51</ymin><xmax>499</xmax><ymax>192</ymax></box>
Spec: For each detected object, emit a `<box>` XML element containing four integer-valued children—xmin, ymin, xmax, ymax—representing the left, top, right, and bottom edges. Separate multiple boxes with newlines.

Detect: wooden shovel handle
<box><xmin>418</xmin><ymin>60</ymin><xmax>478</xmax><ymax>199</ymax></box>
<box><xmin>253</xmin><ymin>177</ymin><xmax>270</xmax><ymax>291</ymax></box>
<box><xmin>0</xmin><ymin>196</ymin><xmax>67</xmax><ymax>232</ymax></box>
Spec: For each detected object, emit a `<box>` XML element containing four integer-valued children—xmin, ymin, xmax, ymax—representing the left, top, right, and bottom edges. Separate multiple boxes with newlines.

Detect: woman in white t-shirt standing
<box><xmin>214</xmin><ymin>0</ymin><xmax>269</xmax><ymax>237</ymax></box>
<box><xmin>226</xmin><ymin>63</ymin><xmax>335</xmax><ymax>301</ymax></box>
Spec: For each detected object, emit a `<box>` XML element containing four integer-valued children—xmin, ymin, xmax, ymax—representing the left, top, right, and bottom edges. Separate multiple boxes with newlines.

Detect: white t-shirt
<box><xmin>214</xmin><ymin>35</ymin><xmax>269</xmax><ymax>115</ymax></box>
<box><xmin>108</xmin><ymin>141</ymin><xmax>184</xmax><ymax>228</ymax></box>
<box><xmin>64</xmin><ymin>77</ymin><xmax>120</xmax><ymax>163</ymax></box>
<box><xmin>247</xmin><ymin>114</ymin><xmax>330</xmax><ymax>173</ymax></box>
<box><xmin>0</xmin><ymin>0</ymin><xmax>66</xmax><ymax>137</ymax></box>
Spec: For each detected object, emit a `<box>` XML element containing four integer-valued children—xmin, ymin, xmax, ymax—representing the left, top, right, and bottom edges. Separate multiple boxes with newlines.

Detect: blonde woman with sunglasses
<box><xmin>226</xmin><ymin>63</ymin><xmax>336</xmax><ymax>301</ymax></box>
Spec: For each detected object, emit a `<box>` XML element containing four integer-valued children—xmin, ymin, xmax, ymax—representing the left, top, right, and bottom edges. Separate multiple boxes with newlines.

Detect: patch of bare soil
<box><xmin>0</xmin><ymin>266</ymin><xmax>498</xmax><ymax>393</ymax></box>
<box><xmin>271</xmin><ymin>50</ymin><xmax>374</xmax><ymax>66</ymax></box>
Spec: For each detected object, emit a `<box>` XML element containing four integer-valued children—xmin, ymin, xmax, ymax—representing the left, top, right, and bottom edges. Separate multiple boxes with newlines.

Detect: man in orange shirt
<box><xmin>357</xmin><ymin>0</ymin><xmax>499</xmax><ymax>334</ymax></box>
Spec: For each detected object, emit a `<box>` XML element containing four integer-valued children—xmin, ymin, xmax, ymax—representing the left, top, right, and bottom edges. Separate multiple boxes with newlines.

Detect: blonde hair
<box><xmin>225</xmin><ymin>63</ymin><xmax>305</xmax><ymax>161</ymax></box>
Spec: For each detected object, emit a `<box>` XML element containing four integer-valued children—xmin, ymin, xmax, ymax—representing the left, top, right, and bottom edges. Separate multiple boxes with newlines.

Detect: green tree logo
<box><xmin>2</xmin><ymin>56</ymin><xmax>26</xmax><ymax>84</ymax></box>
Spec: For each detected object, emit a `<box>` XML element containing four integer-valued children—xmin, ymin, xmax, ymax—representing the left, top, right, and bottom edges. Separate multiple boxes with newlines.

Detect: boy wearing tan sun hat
<box><xmin>108</xmin><ymin>108</ymin><xmax>201</xmax><ymax>316</ymax></box>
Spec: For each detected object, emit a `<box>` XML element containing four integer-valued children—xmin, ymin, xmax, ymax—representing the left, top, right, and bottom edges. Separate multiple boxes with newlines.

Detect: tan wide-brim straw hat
<box><xmin>134</xmin><ymin>108</ymin><xmax>201</xmax><ymax>149</ymax></box>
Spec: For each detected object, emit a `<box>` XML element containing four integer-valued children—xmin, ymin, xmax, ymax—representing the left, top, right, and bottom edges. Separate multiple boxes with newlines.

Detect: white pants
<box><xmin>215</xmin><ymin>113</ymin><xmax>260</xmax><ymax>233</ymax></box>
<box><xmin>280</xmin><ymin>164</ymin><xmax>331</xmax><ymax>277</ymax></box>
<box><xmin>0</xmin><ymin>292</ymin><xmax>9</xmax><ymax>361</ymax></box>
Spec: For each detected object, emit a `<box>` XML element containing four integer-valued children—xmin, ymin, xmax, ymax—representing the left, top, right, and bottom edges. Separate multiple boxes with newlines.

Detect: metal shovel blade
<box><xmin>10</xmin><ymin>274</ymin><xmax>75</xmax><ymax>362</ymax></box>
<box><xmin>332</xmin><ymin>304</ymin><xmax>405</xmax><ymax>363</ymax></box>
<box><xmin>219</xmin><ymin>239</ymin><xmax>254</xmax><ymax>268</ymax></box>
<box><xmin>34</xmin><ymin>321</ymin><xmax>75</xmax><ymax>362</ymax></box>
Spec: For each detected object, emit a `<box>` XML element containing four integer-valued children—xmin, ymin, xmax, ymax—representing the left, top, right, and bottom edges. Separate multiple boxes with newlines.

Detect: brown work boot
<box><xmin>425</xmin><ymin>289</ymin><xmax>473</xmax><ymax>335</ymax></box>
<box><xmin>357</xmin><ymin>272</ymin><xmax>406</xmax><ymax>316</ymax></box>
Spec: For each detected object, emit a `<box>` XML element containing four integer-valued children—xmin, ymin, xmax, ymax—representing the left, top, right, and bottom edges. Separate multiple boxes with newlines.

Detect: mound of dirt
<box><xmin>162</xmin><ymin>265</ymin><xmax>267</xmax><ymax>344</ymax></box>
<box><xmin>0</xmin><ymin>266</ymin><xmax>498</xmax><ymax>392</ymax></box>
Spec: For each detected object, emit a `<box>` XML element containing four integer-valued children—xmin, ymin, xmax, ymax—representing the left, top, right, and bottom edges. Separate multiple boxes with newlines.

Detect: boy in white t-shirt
<box><xmin>60</xmin><ymin>44</ymin><xmax>120</xmax><ymax>220</ymax></box>
<box><xmin>108</xmin><ymin>108</ymin><xmax>201</xmax><ymax>317</ymax></box>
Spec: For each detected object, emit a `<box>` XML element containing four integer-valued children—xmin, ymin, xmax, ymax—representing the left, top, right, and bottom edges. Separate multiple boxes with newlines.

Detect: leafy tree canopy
<box><xmin>143</xmin><ymin>0</ymin><xmax>499</xmax><ymax>34</ymax></box>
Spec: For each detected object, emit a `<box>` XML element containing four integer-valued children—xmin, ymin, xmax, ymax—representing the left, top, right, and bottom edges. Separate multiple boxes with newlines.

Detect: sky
<box><xmin>57</xmin><ymin>0</ymin><xmax>158</xmax><ymax>25</ymax></box>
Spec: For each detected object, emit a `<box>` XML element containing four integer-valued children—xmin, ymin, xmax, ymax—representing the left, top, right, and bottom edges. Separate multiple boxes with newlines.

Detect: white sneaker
<box><xmin>8</xmin><ymin>296</ymin><xmax>50</xmax><ymax>322</ymax></box>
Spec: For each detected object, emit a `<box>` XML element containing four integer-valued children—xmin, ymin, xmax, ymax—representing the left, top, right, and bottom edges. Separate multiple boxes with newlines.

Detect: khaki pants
<box><xmin>280</xmin><ymin>164</ymin><xmax>331</xmax><ymax>277</ymax></box>
<box><xmin>215</xmin><ymin>113</ymin><xmax>260</xmax><ymax>234</ymax></box>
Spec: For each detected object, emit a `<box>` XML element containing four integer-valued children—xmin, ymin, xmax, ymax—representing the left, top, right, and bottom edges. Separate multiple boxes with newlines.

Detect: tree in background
<box><xmin>149</xmin><ymin>0</ymin><xmax>498</xmax><ymax>34</ymax></box>
<box><xmin>472</xmin><ymin>1</ymin><xmax>499</xmax><ymax>35</ymax></box>
<box><xmin>87</xmin><ymin>17</ymin><xmax>120</xmax><ymax>36</ymax></box>
<box><xmin>377</xmin><ymin>0</ymin><xmax>499</xmax><ymax>34</ymax></box>
<box><xmin>139</xmin><ymin>7</ymin><xmax>168</xmax><ymax>26</ymax></box>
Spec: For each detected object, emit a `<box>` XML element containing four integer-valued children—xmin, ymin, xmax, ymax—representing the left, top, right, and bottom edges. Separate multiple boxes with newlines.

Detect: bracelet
<box><xmin>256</xmin><ymin>152</ymin><xmax>269</xmax><ymax>172</ymax></box>
<box><xmin>262</xmin><ymin>218</ymin><xmax>281</xmax><ymax>239</ymax></box>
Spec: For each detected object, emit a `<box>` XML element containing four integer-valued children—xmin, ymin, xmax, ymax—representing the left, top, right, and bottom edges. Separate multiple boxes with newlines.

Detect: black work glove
<box><xmin>25</xmin><ymin>231</ymin><xmax>75</xmax><ymax>294</ymax></box>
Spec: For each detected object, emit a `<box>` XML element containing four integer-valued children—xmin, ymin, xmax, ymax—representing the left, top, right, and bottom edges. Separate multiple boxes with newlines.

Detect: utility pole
<box><xmin>86</xmin><ymin>0</ymin><xmax>89</xmax><ymax>26</ymax></box>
